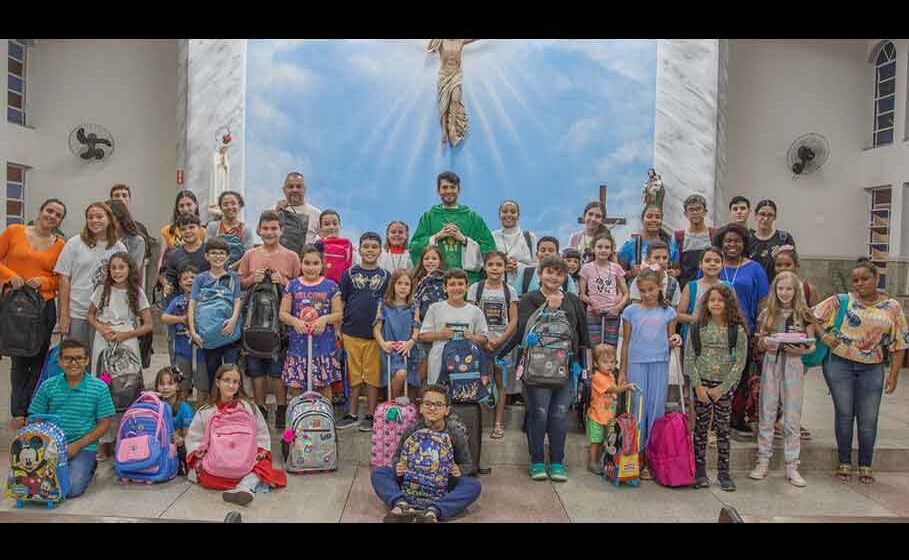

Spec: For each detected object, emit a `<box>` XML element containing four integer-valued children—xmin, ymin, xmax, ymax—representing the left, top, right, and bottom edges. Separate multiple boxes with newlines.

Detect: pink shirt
<box><xmin>580</xmin><ymin>261</ymin><xmax>625</xmax><ymax>313</ymax></box>
<box><xmin>237</xmin><ymin>245</ymin><xmax>301</xmax><ymax>288</ymax></box>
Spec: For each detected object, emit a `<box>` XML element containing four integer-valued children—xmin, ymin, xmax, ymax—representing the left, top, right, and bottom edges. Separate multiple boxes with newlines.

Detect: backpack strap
<box><xmin>503</xmin><ymin>282</ymin><xmax>512</xmax><ymax>309</ymax></box>
<box><xmin>674</xmin><ymin>230</ymin><xmax>685</xmax><ymax>250</ymax></box>
<box><xmin>691</xmin><ymin>324</ymin><xmax>702</xmax><ymax>357</ymax></box>
<box><xmin>523</xmin><ymin>230</ymin><xmax>533</xmax><ymax>257</ymax></box>
<box><xmin>686</xmin><ymin>280</ymin><xmax>698</xmax><ymax>315</ymax></box>
<box><xmin>832</xmin><ymin>293</ymin><xmax>849</xmax><ymax>333</ymax></box>
<box><xmin>522</xmin><ymin>267</ymin><xmax>535</xmax><ymax>294</ymax></box>
<box><xmin>632</xmin><ymin>233</ymin><xmax>642</xmax><ymax>267</ymax></box>
<box><xmin>728</xmin><ymin>324</ymin><xmax>738</xmax><ymax>359</ymax></box>
<box><xmin>475</xmin><ymin>280</ymin><xmax>485</xmax><ymax>305</ymax></box>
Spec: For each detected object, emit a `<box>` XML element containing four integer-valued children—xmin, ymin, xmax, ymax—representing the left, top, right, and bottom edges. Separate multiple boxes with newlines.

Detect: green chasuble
<box><xmin>409</xmin><ymin>204</ymin><xmax>496</xmax><ymax>284</ymax></box>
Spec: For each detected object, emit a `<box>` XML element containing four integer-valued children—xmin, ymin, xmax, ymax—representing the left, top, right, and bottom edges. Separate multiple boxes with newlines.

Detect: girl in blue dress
<box><xmin>374</xmin><ymin>269</ymin><xmax>421</xmax><ymax>401</ymax></box>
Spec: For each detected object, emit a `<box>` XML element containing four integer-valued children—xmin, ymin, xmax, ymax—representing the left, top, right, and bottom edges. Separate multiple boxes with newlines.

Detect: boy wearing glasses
<box><xmin>28</xmin><ymin>339</ymin><xmax>116</xmax><ymax>498</ymax></box>
<box><xmin>675</xmin><ymin>194</ymin><xmax>716</xmax><ymax>288</ymax></box>
<box><xmin>371</xmin><ymin>384</ymin><xmax>481</xmax><ymax>523</ymax></box>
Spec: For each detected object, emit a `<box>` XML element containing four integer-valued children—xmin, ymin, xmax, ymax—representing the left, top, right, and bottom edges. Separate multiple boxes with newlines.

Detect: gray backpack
<box><xmin>96</xmin><ymin>342</ymin><xmax>144</xmax><ymax>411</ymax></box>
<box><xmin>279</xmin><ymin>207</ymin><xmax>309</xmax><ymax>256</ymax></box>
<box><xmin>519</xmin><ymin>305</ymin><xmax>574</xmax><ymax>389</ymax></box>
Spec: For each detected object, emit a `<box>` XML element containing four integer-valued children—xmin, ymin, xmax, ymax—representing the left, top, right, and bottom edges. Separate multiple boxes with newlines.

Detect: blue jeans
<box><xmin>203</xmin><ymin>343</ymin><xmax>241</xmax><ymax>388</ymax></box>
<box><xmin>370</xmin><ymin>466</ymin><xmax>481</xmax><ymax>521</ymax></box>
<box><xmin>823</xmin><ymin>354</ymin><xmax>885</xmax><ymax>467</ymax></box>
<box><xmin>525</xmin><ymin>381</ymin><xmax>573</xmax><ymax>465</ymax></box>
<box><xmin>68</xmin><ymin>449</ymin><xmax>98</xmax><ymax>498</ymax></box>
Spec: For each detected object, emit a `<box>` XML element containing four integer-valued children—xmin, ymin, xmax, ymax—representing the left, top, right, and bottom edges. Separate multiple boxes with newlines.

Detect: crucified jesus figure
<box><xmin>428</xmin><ymin>39</ymin><xmax>477</xmax><ymax>147</ymax></box>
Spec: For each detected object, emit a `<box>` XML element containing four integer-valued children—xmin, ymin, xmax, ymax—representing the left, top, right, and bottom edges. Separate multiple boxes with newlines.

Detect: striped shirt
<box><xmin>28</xmin><ymin>373</ymin><xmax>116</xmax><ymax>452</ymax></box>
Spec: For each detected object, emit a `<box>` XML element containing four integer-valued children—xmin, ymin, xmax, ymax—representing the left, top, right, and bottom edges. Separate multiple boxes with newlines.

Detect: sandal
<box><xmin>490</xmin><ymin>423</ymin><xmax>505</xmax><ymax>439</ymax></box>
<box><xmin>859</xmin><ymin>467</ymin><xmax>875</xmax><ymax>484</ymax></box>
<box><xmin>836</xmin><ymin>464</ymin><xmax>852</xmax><ymax>482</ymax></box>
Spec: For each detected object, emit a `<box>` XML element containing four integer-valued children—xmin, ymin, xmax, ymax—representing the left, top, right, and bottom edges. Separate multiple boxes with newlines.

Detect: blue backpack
<box><xmin>400</xmin><ymin>428</ymin><xmax>454</xmax><ymax>508</ymax></box>
<box><xmin>31</xmin><ymin>344</ymin><xmax>63</xmax><ymax>401</ymax></box>
<box><xmin>437</xmin><ymin>331</ymin><xmax>489</xmax><ymax>405</ymax></box>
<box><xmin>114</xmin><ymin>392</ymin><xmax>179</xmax><ymax>484</ymax></box>
<box><xmin>195</xmin><ymin>273</ymin><xmax>242</xmax><ymax>349</ymax></box>
<box><xmin>219</xmin><ymin>233</ymin><xmax>245</xmax><ymax>268</ymax></box>
<box><xmin>7</xmin><ymin>415</ymin><xmax>71</xmax><ymax>508</ymax></box>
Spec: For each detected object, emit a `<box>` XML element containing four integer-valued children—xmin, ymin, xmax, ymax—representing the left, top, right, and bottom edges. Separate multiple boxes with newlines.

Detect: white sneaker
<box><xmin>787</xmin><ymin>463</ymin><xmax>807</xmax><ymax>487</ymax></box>
<box><xmin>749</xmin><ymin>459</ymin><xmax>770</xmax><ymax>480</ymax></box>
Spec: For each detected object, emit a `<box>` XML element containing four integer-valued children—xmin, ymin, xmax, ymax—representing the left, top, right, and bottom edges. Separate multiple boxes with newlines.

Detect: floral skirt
<box><xmin>283</xmin><ymin>351</ymin><xmax>342</xmax><ymax>389</ymax></box>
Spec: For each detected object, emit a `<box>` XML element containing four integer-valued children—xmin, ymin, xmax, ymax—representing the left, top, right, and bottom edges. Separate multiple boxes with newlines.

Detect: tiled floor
<box><xmin>3</xmin><ymin>349</ymin><xmax>909</xmax><ymax>522</ymax></box>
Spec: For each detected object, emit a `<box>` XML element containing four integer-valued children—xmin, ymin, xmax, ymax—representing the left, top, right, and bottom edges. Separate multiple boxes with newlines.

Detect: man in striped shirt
<box><xmin>28</xmin><ymin>339</ymin><xmax>115</xmax><ymax>498</ymax></box>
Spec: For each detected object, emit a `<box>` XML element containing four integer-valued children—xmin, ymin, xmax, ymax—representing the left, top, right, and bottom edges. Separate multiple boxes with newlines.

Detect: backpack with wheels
<box><xmin>646</xmin><ymin>348</ymin><xmax>695</xmax><ymax>488</ymax></box>
<box><xmin>517</xmin><ymin>305</ymin><xmax>574</xmax><ymax>389</ymax></box>
<box><xmin>371</xmin><ymin>355</ymin><xmax>418</xmax><ymax>468</ymax></box>
<box><xmin>7</xmin><ymin>414</ymin><xmax>71</xmax><ymax>508</ymax></box>
<box><xmin>399</xmin><ymin>428</ymin><xmax>454</xmax><ymax>508</ymax></box>
<box><xmin>447</xmin><ymin>403</ymin><xmax>482</xmax><ymax>476</ymax></box>
<box><xmin>96</xmin><ymin>342</ymin><xmax>144</xmax><ymax>412</ymax></box>
<box><xmin>200</xmin><ymin>403</ymin><xmax>258</xmax><ymax>479</ymax></box>
<box><xmin>279</xmin><ymin>206</ymin><xmax>309</xmax><ymax>256</ymax></box>
<box><xmin>242</xmin><ymin>270</ymin><xmax>283</xmax><ymax>358</ymax></box>
<box><xmin>0</xmin><ymin>286</ymin><xmax>48</xmax><ymax>358</ymax></box>
<box><xmin>604</xmin><ymin>391</ymin><xmax>643</xmax><ymax>487</ymax></box>
<box><xmin>114</xmin><ymin>392</ymin><xmax>178</xmax><ymax>484</ymax></box>
<box><xmin>437</xmin><ymin>329</ymin><xmax>489</xmax><ymax>405</ymax></box>
<box><xmin>282</xmin><ymin>332</ymin><xmax>338</xmax><ymax>473</ymax></box>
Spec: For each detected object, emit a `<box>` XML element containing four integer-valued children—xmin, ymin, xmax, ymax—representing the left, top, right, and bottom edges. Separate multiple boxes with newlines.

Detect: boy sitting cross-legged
<box><xmin>371</xmin><ymin>383</ymin><xmax>481</xmax><ymax>523</ymax></box>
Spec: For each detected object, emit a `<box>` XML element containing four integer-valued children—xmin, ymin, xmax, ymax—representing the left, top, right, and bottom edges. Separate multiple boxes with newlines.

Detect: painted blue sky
<box><xmin>245</xmin><ymin>39</ymin><xmax>656</xmax><ymax>245</ymax></box>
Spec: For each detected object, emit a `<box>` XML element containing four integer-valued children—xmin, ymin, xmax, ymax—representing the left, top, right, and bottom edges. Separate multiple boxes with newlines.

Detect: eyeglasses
<box><xmin>420</xmin><ymin>400</ymin><xmax>448</xmax><ymax>409</ymax></box>
<box><xmin>60</xmin><ymin>356</ymin><xmax>87</xmax><ymax>363</ymax></box>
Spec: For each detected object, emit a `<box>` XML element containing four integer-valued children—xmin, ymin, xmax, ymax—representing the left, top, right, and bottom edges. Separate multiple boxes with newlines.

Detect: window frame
<box><xmin>7</xmin><ymin>39</ymin><xmax>27</xmax><ymax>126</ymax></box>
<box><xmin>872</xmin><ymin>41</ymin><xmax>896</xmax><ymax>147</ymax></box>
<box><xmin>6</xmin><ymin>163</ymin><xmax>28</xmax><ymax>227</ymax></box>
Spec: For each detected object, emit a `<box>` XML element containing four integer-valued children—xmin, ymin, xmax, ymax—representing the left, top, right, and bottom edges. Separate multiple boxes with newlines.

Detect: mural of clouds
<box><xmin>245</xmin><ymin>39</ymin><xmax>656</xmax><ymax>245</ymax></box>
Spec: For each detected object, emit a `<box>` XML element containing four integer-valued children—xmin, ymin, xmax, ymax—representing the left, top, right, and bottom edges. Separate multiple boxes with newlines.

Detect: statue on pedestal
<box><xmin>642</xmin><ymin>168</ymin><xmax>666</xmax><ymax>210</ymax></box>
<box><xmin>208</xmin><ymin>128</ymin><xmax>231</xmax><ymax>220</ymax></box>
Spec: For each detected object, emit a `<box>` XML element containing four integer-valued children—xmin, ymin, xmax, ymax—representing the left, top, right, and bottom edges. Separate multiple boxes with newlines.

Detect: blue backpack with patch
<box><xmin>400</xmin><ymin>428</ymin><xmax>454</xmax><ymax>508</ymax></box>
<box><xmin>195</xmin><ymin>273</ymin><xmax>242</xmax><ymax>349</ymax></box>
<box><xmin>114</xmin><ymin>392</ymin><xmax>179</xmax><ymax>484</ymax></box>
<box><xmin>437</xmin><ymin>329</ymin><xmax>489</xmax><ymax>405</ymax></box>
<box><xmin>7</xmin><ymin>414</ymin><xmax>71</xmax><ymax>508</ymax></box>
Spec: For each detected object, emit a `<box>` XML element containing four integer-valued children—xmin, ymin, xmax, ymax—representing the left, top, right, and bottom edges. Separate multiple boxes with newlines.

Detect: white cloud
<box><xmin>545</xmin><ymin>39</ymin><xmax>656</xmax><ymax>84</ymax></box>
<box><xmin>596</xmin><ymin>138</ymin><xmax>651</xmax><ymax>178</ymax></box>
<box><xmin>558</xmin><ymin>116</ymin><xmax>607</xmax><ymax>152</ymax></box>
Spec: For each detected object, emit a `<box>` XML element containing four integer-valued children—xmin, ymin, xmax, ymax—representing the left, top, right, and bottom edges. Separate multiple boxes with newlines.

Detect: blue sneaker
<box><xmin>549</xmin><ymin>463</ymin><xmax>568</xmax><ymax>482</ymax></box>
<box><xmin>529</xmin><ymin>463</ymin><xmax>549</xmax><ymax>480</ymax></box>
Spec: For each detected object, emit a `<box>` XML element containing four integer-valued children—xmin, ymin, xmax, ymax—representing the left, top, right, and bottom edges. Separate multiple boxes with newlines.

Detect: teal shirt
<box><xmin>28</xmin><ymin>373</ymin><xmax>116</xmax><ymax>452</ymax></box>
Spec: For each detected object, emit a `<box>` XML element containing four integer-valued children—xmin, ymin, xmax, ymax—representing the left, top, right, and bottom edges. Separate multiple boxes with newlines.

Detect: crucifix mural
<box><xmin>428</xmin><ymin>39</ymin><xmax>477</xmax><ymax>147</ymax></box>
<box><xmin>578</xmin><ymin>184</ymin><xmax>627</xmax><ymax>228</ymax></box>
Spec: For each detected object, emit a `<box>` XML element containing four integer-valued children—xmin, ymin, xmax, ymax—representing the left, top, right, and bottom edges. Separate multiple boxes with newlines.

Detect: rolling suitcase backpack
<box><xmin>7</xmin><ymin>415</ymin><xmax>71</xmax><ymax>508</ymax></box>
<box><xmin>282</xmin><ymin>332</ymin><xmax>338</xmax><ymax>473</ymax></box>
<box><xmin>371</xmin><ymin>354</ymin><xmax>418</xmax><ymax>468</ymax></box>
<box><xmin>604</xmin><ymin>391</ymin><xmax>643</xmax><ymax>488</ymax></box>
<box><xmin>448</xmin><ymin>403</ymin><xmax>483</xmax><ymax>476</ymax></box>
<box><xmin>114</xmin><ymin>392</ymin><xmax>179</xmax><ymax>484</ymax></box>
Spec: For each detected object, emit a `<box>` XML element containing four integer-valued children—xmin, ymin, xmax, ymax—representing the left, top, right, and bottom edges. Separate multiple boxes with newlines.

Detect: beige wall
<box><xmin>0</xmin><ymin>39</ymin><xmax>177</xmax><ymax>237</ymax></box>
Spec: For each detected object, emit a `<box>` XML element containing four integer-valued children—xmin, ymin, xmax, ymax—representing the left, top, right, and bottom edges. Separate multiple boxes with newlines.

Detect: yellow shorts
<box><xmin>343</xmin><ymin>334</ymin><xmax>381</xmax><ymax>388</ymax></box>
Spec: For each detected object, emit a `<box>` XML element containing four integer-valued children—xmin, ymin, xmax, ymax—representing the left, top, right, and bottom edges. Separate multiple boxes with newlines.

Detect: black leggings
<box><xmin>9</xmin><ymin>299</ymin><xmax>56</xmax><ymax>418</ymax></box>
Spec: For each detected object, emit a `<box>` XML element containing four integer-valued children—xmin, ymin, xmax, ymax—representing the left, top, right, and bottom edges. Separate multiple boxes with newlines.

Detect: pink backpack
<box><xmin>645</xmin><ymin>390</ymin><xmax>695</xmax><ymax>487</ymax></box>
<box><xmin>319</xmin><ymin>237</ymin><xmax>353</xmax><ymax>284</ymax></box>
<box><xmin>201</xmin><ymin>404</ymin><xmax>259</xmax><ymax>479</ymax></box>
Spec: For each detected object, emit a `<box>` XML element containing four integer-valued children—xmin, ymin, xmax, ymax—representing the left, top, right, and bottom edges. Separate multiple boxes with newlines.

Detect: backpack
<box><xmin>415</xmin><ymin>272</ymin><xmax>446</xmax><ymax>320</ymax></box>
<box><xmin>195</xmin><ymin>273</ymin><xmax>242</xmax><ymax>349</ymax></box>
<box><xmin>522</xmin><ymin>230</ymin><xmax>533</xmax><ymax>256</ymax></box>
<box><xmin>803</xmin><ymin>293</ymin><xmax>848</xmax><ymax>368</ymax></box>
<box><xmin>604</xmin><ymin>392</ymin><xmax>642</xmax><ymax>487</ymax></box>
<box><xmin>673</xmin><ymin>227</ymin><xmax>717</xmax><ymax>254</ymax></box>
<box><xmin>438</xmin><ymin>334</ymin><xmax>489</xmax><ymax>405</ymax></box>
<box><xmin>473</xmin><ymin>279</ymin><xmax>512</xmax><ymax>310</ymax></box>
<box><xmin>242</xmin><ymin>270</ymin><xmax>283</xmax><ymax>358</ymax></box>
<box><xmin>114</xmin><ymin>392</ymin><xmax>178</xmax><ymax>483</ymax></box>
<box><xmin>316</xmin><ymin>237</ymin><xmax>354</xmax><ymax>284</ymax></box>
<box><xmin>518</xmin><ymin>305</ymin><xmax>574</xmax><ymax>389</ymax></box>
<box><xmin>689</xmin><ymin>323</ymin><xmax>739</xmax><ymax>360</ymax></box>
<box><xmin>400</xmin><ymin>428</ymin><xmax>454</xmax><ymax>508</ymax></box>
<box><xmin>371</xmin><ymin>354</ymin><xmax>419</xmax><ymax>468</ymax></box>
<box><xmin>7</xmin><ymin>414</ymin><xmax>71</xmax><ymax>507</ymax></box>
<box><xmin>646</xmin><ymin>384</ymin><xmax>695</xmax><ymax>488</ymax></box>
<box><xmin>279</xmin><ymin>206</ymin><xmax>309</xmax><ymax>256</ymax></box>
<box><xmin>201</xmin><ymin>403</ymin><xmax>259</xmax><ymax>479</ymax></box>
<box><xmin>95</xmin><ymin>342</ymin><xmax>144</xmax><ymax>412</ymax></box>
<box><xmin>0</xmin><ymin>286</ymin><xmax>48</xmax><ymax>357</ymax></box>
<box><xmin>219</xmin><ymin>232</ymin><xmax>245</xmax><ymax>268</ymax></box>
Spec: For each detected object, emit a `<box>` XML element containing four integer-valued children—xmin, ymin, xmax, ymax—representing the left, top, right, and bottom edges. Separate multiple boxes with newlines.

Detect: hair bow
<box><xmin>640</xmin><ymin>262</ymin><xmax>662</xmax><ymax>273</ymax></box>
<box><xmin>771</xmin><ymin>244</ymin><xmax>796</xmax><ymax>259</ymax></box>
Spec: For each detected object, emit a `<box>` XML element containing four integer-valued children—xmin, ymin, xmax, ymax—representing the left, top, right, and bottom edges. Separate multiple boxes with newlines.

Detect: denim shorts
<box><xmin>245</xmin><ymin>354</ymin><xmax>284</xmax><ymax>378</ymax></box>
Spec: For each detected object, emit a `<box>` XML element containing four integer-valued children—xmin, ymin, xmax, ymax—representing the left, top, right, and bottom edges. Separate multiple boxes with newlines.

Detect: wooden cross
<box><xmin>577</xmin><ymin>184</ymin><xmax>626</xmax><ymax>227</ymax></box>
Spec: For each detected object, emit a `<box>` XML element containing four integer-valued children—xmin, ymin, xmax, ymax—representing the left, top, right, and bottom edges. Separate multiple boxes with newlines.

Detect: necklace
<box><xmin>722</xmin><ymin>258</ymin><xmax>743</xmax><ymax>286</ymax></box>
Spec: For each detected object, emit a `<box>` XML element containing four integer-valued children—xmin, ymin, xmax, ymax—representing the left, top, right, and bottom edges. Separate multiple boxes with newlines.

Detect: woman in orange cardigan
<box><xmin>0</xmin><ymin>198</ymin><xmax>67</xmax><ymax>429</ymax></box>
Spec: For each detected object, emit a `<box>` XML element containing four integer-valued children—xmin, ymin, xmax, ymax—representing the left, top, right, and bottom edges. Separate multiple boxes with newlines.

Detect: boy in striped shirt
<box><xmin>28</xmin><ymin>339</ymin><xmax>115</xmax><ymax>498</ymax></box>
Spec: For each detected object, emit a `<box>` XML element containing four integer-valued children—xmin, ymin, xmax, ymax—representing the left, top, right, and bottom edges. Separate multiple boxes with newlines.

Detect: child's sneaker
<box><xmin>787</xmin><ymin>462</ymin><xmax>807</xmax><ymax>487</ymax></box>
<box><xmin>275</xmin><ymin>405</ymin><xmax>287</xmax><ymax>429</ymax></box>
<box><xmin>222</xmin><ymin>488</ymin><xmax>255</xmax><ymax>506</ymax></box>
<box><xmin>414</xmin><ymin>508</ymin><xmax>440</xmax><ymax>523</ymax></box>
<box><xmin>587</xmin><ymin>462</ymin><xmax>604</xmax><ymax>476</ymax></box>
<box><xmin>358</xmin><ymin>414</ymin><xmax>374</xmax><ymax>432</ymax></box>
<box><xmin>549</xmin><ymin>463</ymin><xmax>568</xmax><ymax>482</ymax></box>
<box><xmin>336</xmin><ymin>414</ymin><xmax>358</xmax><ymax>429</ymax></box>
<box><xmin>529</xmin><ymin>463</ymin><xmax>548</xmax><ymax>480</ymax></box>
<box><xmin>717</xmin><ymin>473</ymin><xmax>736</xmax><ymax>492</ymax></box>
<box><xmin>749</xmin><ymin>459</ymin><xmax>770</xmax><ymax>480</ymax></box>
<box><xmin>382</xmin><ymin>500</ymin><xmax>416</xmax><ymax>523</ymax></box>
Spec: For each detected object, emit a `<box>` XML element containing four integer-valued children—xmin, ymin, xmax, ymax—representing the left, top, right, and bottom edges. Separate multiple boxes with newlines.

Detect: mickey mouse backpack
<box><xmin>7</xmin><ymin>415</ymin><xmax>71</xmax><ymax>508</ymax></box>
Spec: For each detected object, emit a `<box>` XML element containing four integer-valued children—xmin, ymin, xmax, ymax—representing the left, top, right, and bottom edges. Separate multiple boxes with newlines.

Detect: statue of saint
<box><xmin>208</xmin><ymin>129</ymin><xmax>231</xmax><ymax>220</ymax></box>
<box><xmin>428</xmin><ymin>39</ymin><xmax>477</xmax><ymax>147</ymax></box>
